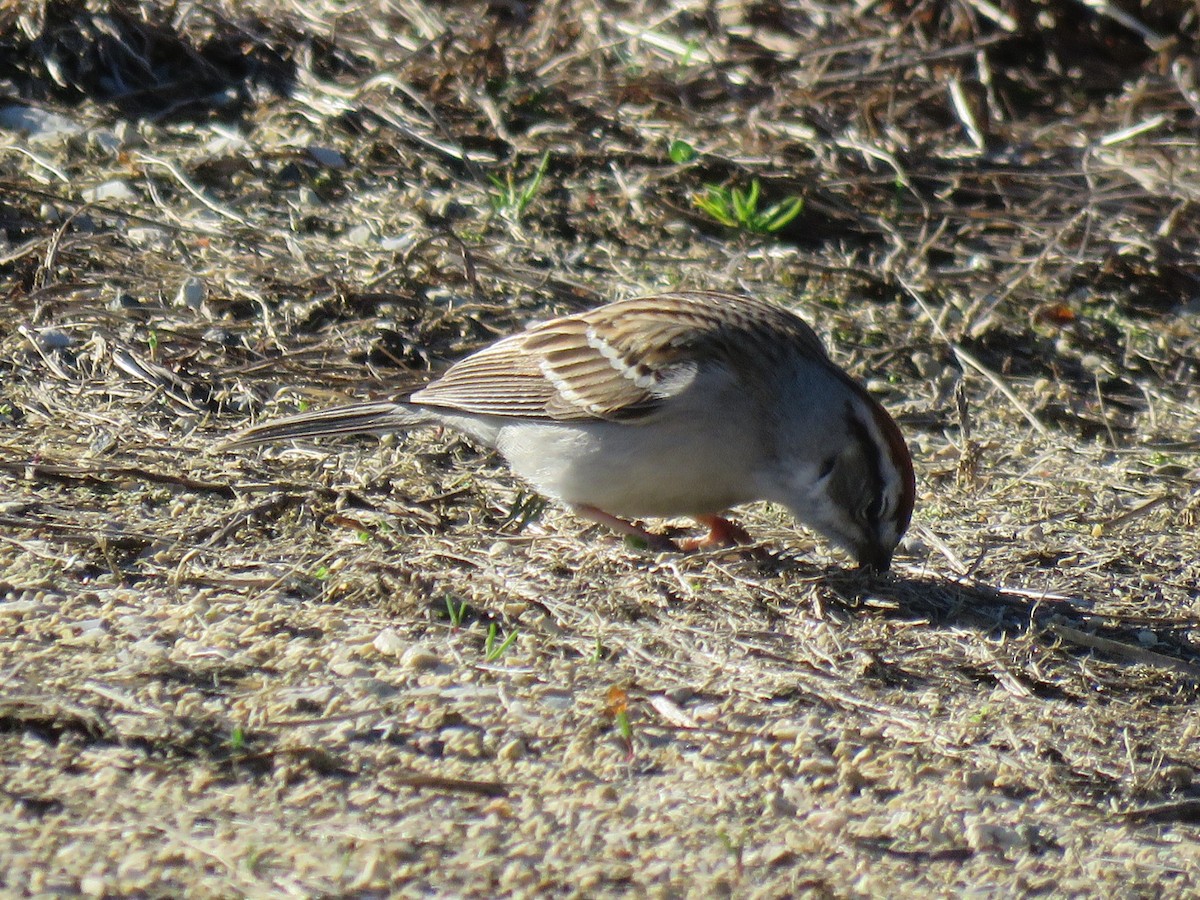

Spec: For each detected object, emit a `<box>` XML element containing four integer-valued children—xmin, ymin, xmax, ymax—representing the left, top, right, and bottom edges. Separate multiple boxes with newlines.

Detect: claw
<box><xmin>571</xmin><ymin>504</ymin><xmax>681</xmax><ymax>552</ymax></box>
<box><xmin>681</xmin><ymin>515</ymin><xmax>770</xmax><ymax>560</ymax></box>
<box><xmin>571</xmin><ymin>507</ymin><xmax>765</xmax><ymax>557</ymax></box>
<box><xmin>678</xmin><ymin>515</ymin><xmax>754</xmax><ymax>550</ymax></box>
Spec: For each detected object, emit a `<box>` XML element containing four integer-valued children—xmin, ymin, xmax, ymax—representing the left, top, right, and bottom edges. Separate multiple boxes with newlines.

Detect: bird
<box><xmin>226</xmin><ymin>290</ymin><xmax>915</xmax><ymax>570</ymax></box>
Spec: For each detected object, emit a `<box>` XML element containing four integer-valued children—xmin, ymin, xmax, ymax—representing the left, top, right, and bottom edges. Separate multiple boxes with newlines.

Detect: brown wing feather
<box><xmin>410</xmin><ymin>291</ymin><xmax>830</xmax><ymax>423</ymax></box>
<box><xmin>407</xmin><ymin>334</ymin><xmax>556</xmax><ymax>417</ymax></box>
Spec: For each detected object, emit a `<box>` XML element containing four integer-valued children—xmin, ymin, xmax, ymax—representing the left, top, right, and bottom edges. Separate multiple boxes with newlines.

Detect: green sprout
<box><xmin>445</xmin><ymin>596</ymin><xmax>469</xmax><ymax>628</ymax></box>
<box><xmin>669</xmin><ymin>139</ymin><xmax>697</xmax><ymax>164</ymax></box>
<box><xmin>484</xmin><ymin>622</ymin><xmax>518</xmax><ymax>662</ymax></box>
<box><xmin>615</xmin><ymin>709</ymin><xmax>633</xmax><ymax>743</ymax></box>
<box><xmin>501</xmin><ymin>491</ymin><xmax>548</xmax><ymax>532</ymax></box>
<box><xmin>623</xmin><ymin>533</ymin><xmax>650</xmax><ymax>551</ymax></box>
<box><xmin>489</xmin><ymin>150</ymin><xmax>551</xmax><ymax>220</ymax></box>
<box><xmin>693</xmin><ymin>178</ymin><xmax>803</xmax><ymax>233</ymax></box>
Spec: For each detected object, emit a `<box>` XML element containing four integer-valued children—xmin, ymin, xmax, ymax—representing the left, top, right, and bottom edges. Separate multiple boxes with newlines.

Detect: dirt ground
<box><xmin>3</xmin><ymin>0</ymin><xmax>1200</xmax><ymax>896</ymax></box>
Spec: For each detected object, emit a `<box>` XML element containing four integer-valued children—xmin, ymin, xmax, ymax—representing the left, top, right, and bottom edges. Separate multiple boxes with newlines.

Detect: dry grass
<box><xmin>3</xmin><ymin>0</ymin><xmax>1200</xmax><ymax>895</ymax></box>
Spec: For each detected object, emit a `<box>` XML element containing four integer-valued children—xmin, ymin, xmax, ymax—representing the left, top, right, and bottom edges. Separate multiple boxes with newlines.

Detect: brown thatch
<box><xmin>2</xmin><ymin>0</ymin><xmax>1200</xmax><ymax>895</ymax></box>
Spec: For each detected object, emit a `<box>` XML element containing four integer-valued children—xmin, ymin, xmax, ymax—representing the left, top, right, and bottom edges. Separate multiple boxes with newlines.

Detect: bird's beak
<box><xmin>855</xmin><ymin>543</ymin><xmax>893</xmax><ymax>573</ymax></box>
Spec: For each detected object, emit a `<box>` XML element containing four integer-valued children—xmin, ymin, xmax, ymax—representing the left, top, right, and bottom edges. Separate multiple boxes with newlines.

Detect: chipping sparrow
<box><xmin>228</xmin><ymin>291</ymin><xmax>915</xmax><ymax>570</ymax></box>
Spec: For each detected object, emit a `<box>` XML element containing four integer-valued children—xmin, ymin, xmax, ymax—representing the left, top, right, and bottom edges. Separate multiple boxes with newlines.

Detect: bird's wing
<box><xmin>409</xmin><ymin>291</ymin><xmax>830</xmax><ymax>422</ymax></box>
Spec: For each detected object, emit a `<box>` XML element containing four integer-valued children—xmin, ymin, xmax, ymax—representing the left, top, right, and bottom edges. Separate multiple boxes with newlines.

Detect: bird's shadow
<box><xmin>803</xmin><ymin>560</ymin><xmax>1200</xmax><ymax>686</ymax></box>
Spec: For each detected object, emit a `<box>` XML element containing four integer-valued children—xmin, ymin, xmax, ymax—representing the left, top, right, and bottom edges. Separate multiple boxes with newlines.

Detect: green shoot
<box><xmin>445</xmin><ymin>596</ymin><xmax>469</xmax><ymax>628</ymax></box>
<box><xmin>606</xmin><ymin>686</ymin><xmax>634</xmax><ymax>757</ymax></box>
<box><xmin>668</xmin><ymin>139</ymin><xmax>697</xmax><ymax>164</ymax></box>
<box><xmin>623</xmin><ymin>533</ymin><xmax>650</xmax><ymax>551</ymax></box>
<box><xmin>615</xmin><ymin>709</ymin><xmax>633</xmax><ymax>743</ymax></box>
<box><xmin>500</xmin><ymin>491</ymin><xmax>548</xmax><ymax>531</ymax></box>
<box><xmin>693</xmin><ymin>178</ymin><xmax>803</xmax><ymax>233</ymax></box>
<box><xmin>489</xmin><ymin>150</ymin><xmax>551</xmax><ymax>220</ymax></box>
<box><xmin>484</xmin><ymin>622</ymin><xmax>518</xmax><ymax>662</ymax></box>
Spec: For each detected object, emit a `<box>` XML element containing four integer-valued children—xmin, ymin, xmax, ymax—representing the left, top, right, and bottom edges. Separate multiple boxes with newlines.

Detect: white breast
<box><xmin>433</xmin><ymin>365</ymin><xmax>768</xmax><ymax>518</ymax></box>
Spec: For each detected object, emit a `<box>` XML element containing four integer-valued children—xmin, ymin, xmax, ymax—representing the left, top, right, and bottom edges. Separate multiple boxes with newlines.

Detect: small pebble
<box><xmin>175</xmin><ymin>276</ymin><xmax>207</xmax><ymax>309</ymax></box>
<box><xmin>347</xmin><ymin>223</ymin><xmax>372</xmax><ymax>245</ymax></box>
<box><xmin>965</xmin><ymin>821</ymin><xmax>1023</xmax><ymax>852</ymax></box>
<box><xmin>807</xmin><ymin>809</ymin><xmax>849</xmax><ymax>834</ymax></box>
<box><xmin>372</xmin><ymin>628</ymin><xmax>406</xmax><ymax>656</ymax></box>
<box><xmin>126</xmin><ymin>227</ymin><xmax>171</xmax><ymax>249</ymax></box>
<box><xmin>306</xmin><ymin>145</ymin><xmax>348</xmax><ymax>169</ymax></box>
<box><xmin>36</xmin><ymin>329</ymin><xmax>72</xmax><ymax>350</ymax></box>
<box><xmin>497</xmin><ymin>738</ymin><xmax>525</xmax><ymax>761</ymax></box>
<box><xmin>766</xmin><ymin>792</ymin><xmax>798</xmax><ymax>817</ymax></box>
<box><xmin>90</xmin><ymin>129</ymin><xmax>122</xmax><ymax>153</ymax></box>
<box><xmin>911</xmin><ymin>351</ymin><xmax>937</xmax><ymax>378</ymax></box>
<box><xmin>588</xmin><ymin>783</ymin><xmax>618</xmax><ymax>805</ymax></box>
<box><xmin>400</xmin><ymin>643</ymin><xmax>441</xmax><ymax>671</ymax></box>
<box><xmin>81</xmin><ymin>179</ymin><xmax>136</xmax><ymax>203</ymax></box>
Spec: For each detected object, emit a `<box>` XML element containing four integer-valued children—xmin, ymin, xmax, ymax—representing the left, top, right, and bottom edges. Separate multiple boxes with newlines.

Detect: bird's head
<box><xmin>770</xmin><ymin>387</ymin><xmax>915</xmax><ymax>572</ymax></box>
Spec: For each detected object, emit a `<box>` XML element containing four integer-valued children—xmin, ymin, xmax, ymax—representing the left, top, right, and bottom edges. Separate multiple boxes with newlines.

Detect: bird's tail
<box><xmin>223</xmin><ymin>401</ymin><xmax>432</xmax><ymax>449</ymax></box>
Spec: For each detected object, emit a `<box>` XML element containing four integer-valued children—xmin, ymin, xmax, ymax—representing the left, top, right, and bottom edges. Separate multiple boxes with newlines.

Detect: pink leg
<box><xmin>571</xmin><ymin>505</ymin><xmax>680</xmax><ymax>552</ymax></box>
<box><xmin>678</xmin><ymin>515</ymin><xmax>755</xmax><ymax>551</ymax></box>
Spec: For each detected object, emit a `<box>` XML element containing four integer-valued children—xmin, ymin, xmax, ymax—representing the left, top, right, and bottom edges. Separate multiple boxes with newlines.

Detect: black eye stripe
<box><xmin>847</xmin><ymin>405</ymin><xmax>886</xmax><ymax>524</ymax></box>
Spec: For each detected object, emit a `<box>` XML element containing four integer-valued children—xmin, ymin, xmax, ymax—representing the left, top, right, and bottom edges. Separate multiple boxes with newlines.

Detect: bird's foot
<box><xmin>571</xmin><ymin>504</ymin><xmax>681</xmax><ymax>552</ymax></box>
<box><xmin>677</xmin><ymin>515</ymin><xmax>751</xmax><ymax>550</ymax></box>
<box><xmin>679</xmin><ymin>515</ymin><xmax>769</xmax><ymax>559</ymax></box>
<box><xmin>571</xmin><ymin>507</ymin><xmax>768</xmax><ymax>558</ymax></box>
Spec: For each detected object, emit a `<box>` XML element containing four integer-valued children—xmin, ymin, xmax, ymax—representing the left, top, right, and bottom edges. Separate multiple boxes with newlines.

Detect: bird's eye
<box><xmin>862</xmin><ymin>494</ymin><xmax>882</xmax><ymax>524</ymax></box>
<box><xmin>817</xmin><ymin>457</ymin><xmax>837</xmax><ymax>481</ymax></box>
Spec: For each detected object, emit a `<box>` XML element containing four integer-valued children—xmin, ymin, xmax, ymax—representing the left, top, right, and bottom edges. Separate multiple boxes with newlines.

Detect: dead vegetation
<box><xmin>2</xmin><ymin>0</ymin><xmax>1200</xmax><ymax>895</ymax></box>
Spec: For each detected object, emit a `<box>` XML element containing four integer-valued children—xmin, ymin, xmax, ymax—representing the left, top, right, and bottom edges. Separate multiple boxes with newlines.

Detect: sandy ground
<box><xmin>3</xmin><ymin>1</ymin><xmax>1200</xmax><ymax>896</ymax></box>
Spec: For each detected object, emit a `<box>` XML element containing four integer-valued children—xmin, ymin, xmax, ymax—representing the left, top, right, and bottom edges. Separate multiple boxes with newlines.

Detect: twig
<box><xmin>1044</xmin><ymin>622</ymin><xmax>1200</xmax><ymax>680</ymax></box>
<box><xmin>952</xmin><ymin>344</ymin><xmax>1049</xmax><ymax>436</ymax></box>
<box><xmin>388</xmin><ymin>773</ymin><xmax>508</xmax><ymax>797</ymax></box>
<box><xmin>613</xmin><ymin>19</ymin><xmax>713</xmax><ymax>64</ymax></box>
<box><xmin>913</xmin><ymin>524</ymin><xmax>969</xmax><ymax>575</ymax></box>
<box><xmin>134</xmin><ymin>152</ymin><xmax>251</xmax><ymax>227</ymax></box>
<box><xmin>948</xmin><ymin>78</ymin><xmax>985</xmax><ymax>150</ymax></box>
<box><xmin>1076</xmin><ymin>0</ymin><xmax>1169</xmax><ymax>49</ymax></box>
<box><xmin>1121</xmin><ymin>798</ymin><xmax>1200</xmax><ymax>822</ymax></box>
<box><xmin>962</xmin><ymin>0</ymin><xmax>1017</xmax><ymax>32</ymax></box>
<box><xmin>1101</xmin><ymin>494</ymin><xmax>1175</xmax><ymax>530</ymax></box>
<box><xmin>1099</xmin><ymin>114</ymin><xmax>1167</xmax><ymax>147</ymax></box>
<box><xmin>0</xmin><ymin>456</ymin><xmax>237</xmax><ymax>497</ymax></box>
<box><xmin>900</xmin><ymin>277</ymin><xmax>1049</xmax><ymax>436</ymax></box>
<box><xmin>0</xmin><ymin>182</ymin><xmax>189</xmax><ymax>232</ymax></box>
<box><xmin>818</xmin><ymin>35</ymin><xmax>1009</xmax><ymax>84</ymax></box>
<box><xmin>0</xmin><ymin>143</ymin><xmax>71</xmax><ymax>182</ymax></box>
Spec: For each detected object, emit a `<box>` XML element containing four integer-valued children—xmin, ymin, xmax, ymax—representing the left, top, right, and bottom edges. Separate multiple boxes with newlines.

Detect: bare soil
<box><xmin>2</xmin><ymin>1</ymin><xmax>1200</xmax><ymax>896</ymax></box>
